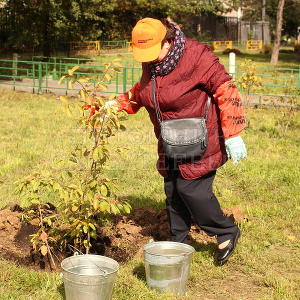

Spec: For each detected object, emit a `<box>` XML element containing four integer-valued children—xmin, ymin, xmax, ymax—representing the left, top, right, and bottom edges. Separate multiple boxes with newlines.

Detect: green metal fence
<box><xmin>31</xmin><ymin>55</ymin><xmax>140</xmax><ymax>68</ymax></box>
<box><xmin>100</xmin><ymin>40</ymin><xmax>130</xmax><ymax>53</ymax></box>
<box><xmin>0</xmin><ymin>58</ymin><xmax>299</xmax><ymax>98</ymax></box>
<box><xmin>0</xmin><ymin>59</ymin><xmax>142</xmax><ymax>95</ymax></box>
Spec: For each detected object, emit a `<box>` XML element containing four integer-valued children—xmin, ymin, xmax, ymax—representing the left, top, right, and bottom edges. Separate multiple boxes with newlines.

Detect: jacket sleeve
<box><xmin>194</xmin><ymin>45</ymin><xmax>232</xmax><ymax>94</ymax></box>
<box><xmin>116</xmin><ymin>82</ymin><xmax>142</xmax><ymax>114</ymax></box>
<box><xmin>213</xmin><ymin>80</ymin><xmax>246</xmax><ymax>138</ymax></box>
<box><xmin>193</xmin><ymin>45</ymin><xmax>246</xmax><ymax>138</ymax></box>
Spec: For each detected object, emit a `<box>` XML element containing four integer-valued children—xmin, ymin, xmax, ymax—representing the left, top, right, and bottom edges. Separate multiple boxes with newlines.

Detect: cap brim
<box><xmin>132</xmin><ymin>43</ymin><xmax>161</xmax><ymax>63</ymax></box>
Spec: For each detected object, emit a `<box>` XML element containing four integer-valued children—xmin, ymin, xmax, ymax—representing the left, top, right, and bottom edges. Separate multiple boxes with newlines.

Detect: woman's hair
<box><xmin>160</xmin><ymin>18</ymin><xmax>177</xmax><ymax>43</ymax></box>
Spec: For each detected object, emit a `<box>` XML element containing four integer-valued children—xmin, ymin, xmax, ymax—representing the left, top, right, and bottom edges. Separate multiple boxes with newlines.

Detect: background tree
<box><xmin>1</xmin><ymin>0</ymin><xmax>299</xmax><ymax>55</ymax></box>
<box><xmin>0</xmin><ymin>0</ymin><xmax>228</xmax><ymax>54</ymax></box>
<box><xmin>233</xmin><ymin>0</ymin><xmax>299</xmax><ymax>40</ymax></box>
<box><xmin>271</xmin><ymin>0</ymin><xmax>285</xmax><ymax>65</ymax></box>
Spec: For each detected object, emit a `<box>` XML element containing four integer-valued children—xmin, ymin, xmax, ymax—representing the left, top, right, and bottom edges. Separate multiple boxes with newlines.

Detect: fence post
<box><xmin>12</xmin><ymin>53</ymin><xmax>18</xmax><ymax>88</ymax></box>
<box><xmin>53</xmin><ymin>57</ymin><xmax>57</xmax><ymax>80</ymax></box>
<box><xmin>229</xmin><ymin>52</ymin><xmax>236</xmax><ymax>80</ymax></box>
<box><xmin>297</xmin><ymin>67</ymin><xmax>300</xmax><ymax>89</ymax></box>
<box><xmin>38</xmin><ymin>62</ymin><xmax>43</xmax><ymax>94</ymax></box>
<box><xmin>123</xmin><ymin>67</ymin><xmax>127</xmax><ymax>93</ymax></box>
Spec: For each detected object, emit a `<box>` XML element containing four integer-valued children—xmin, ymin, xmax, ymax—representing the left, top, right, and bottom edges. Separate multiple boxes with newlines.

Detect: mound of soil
<box><xmin>0</xmin><ymin>205</ymin><xmax>246</xmax><ymax>271</ymax></box>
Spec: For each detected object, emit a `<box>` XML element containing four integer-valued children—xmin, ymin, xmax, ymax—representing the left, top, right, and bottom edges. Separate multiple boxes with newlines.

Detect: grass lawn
<box><xmin>0</xmin><ymin>88</ymin><xmax>300</xmax><ymax>300</ymax></box>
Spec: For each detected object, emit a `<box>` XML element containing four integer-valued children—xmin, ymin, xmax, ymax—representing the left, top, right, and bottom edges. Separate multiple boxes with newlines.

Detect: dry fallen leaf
<box><xmin>40</xmin><ymin>245</ymin><xmax>48</xmax><ymax>256</ymax></box>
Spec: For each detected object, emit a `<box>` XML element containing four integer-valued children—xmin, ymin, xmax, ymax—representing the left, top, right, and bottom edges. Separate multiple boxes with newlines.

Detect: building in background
<box><xmin>189</xmin><ymin>6</ymin><xmax>270</xmax><ymax>44</ymax></box>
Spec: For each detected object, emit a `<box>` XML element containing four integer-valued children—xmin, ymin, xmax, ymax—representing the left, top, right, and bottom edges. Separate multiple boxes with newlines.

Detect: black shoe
<box><xmin>216</xmin><ymin>229</ymin><xmax>241</xmax><ymax>266</ymax></box>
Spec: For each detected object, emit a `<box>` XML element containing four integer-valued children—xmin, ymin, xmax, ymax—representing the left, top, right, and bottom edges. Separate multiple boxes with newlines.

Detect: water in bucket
<box><xmin>143</xmin><ymin>241</ymin><xmax>195</xmax><ymax>296</ymax></box>
<box><xmin>61</xmin><ymin>254</ymin><xmax>119</xmax><ymax>300</ymax></box>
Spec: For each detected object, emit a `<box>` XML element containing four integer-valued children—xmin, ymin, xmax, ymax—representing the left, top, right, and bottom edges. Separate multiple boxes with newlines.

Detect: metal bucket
<box><xmin>61</xmin><ymin>254</ymin><xmax>119</xmax><ymax>300</ymax></box>
<box><xmin>143</xmin><ymin>241</ymin><xmax>195</xmax><ymax>296</ymax></box>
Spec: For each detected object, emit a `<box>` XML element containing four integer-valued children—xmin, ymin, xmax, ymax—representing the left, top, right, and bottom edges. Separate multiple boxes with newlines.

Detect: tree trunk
<box><xmin>41</xmin><ymin>0</ymin><xmax>51</xmax><ymax>57</ymax></box>
<box><xmin>270</xmin><ymin>0</ymin><xmax>285</xmax><ymax>65</ymax></box>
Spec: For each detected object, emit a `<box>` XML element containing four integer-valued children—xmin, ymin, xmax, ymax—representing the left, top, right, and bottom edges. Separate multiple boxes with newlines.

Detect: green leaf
<box><xmin>90</xmin><ymin>231</ymin><xmax>97</xmax><ymax>239</ymax></box>
<box><xmin>76</xmin><ymin>189</ymin><xmax>83</xmax><ymax>197</ymax></box>
<box><xmin>110</xmin><ymin>203</ymin><xmax>120</xmax><ymax>215</ymax></box>
<box><xmin>89</xmin><ymin>223</ymin><xmax>96</xmax><ymax>230</ymax></box>
<box><xmin>59</xmin><ymin>75</ymin><xmax>67</xmax><ymax>84</ymax></box>
<box><xmin>78</xmin><ymin>78</ymin><xmax>89</xmax><ymax>83</ymax></box>
<box><xmin>97</xmin><ymin>97</ymin><xmax>105</xmax><ymax>106</ymax></box>
<box><xmin>83</xmin><ymin>225</ymin><xmax>88</xmax><ymax>233</ymax></box>
<box><xmin>99</xmin><ymin>201</ymin><xmax>110</xmax><ymax>213</ymax></box>
<box><xmin>97</xmin><ymin>84</ymin><xmax>108</xmax><ymax>91</ymax></box>
<box><xmin>83</xmin><ymin>239</ymin><xmax>91</xmax><ymax>249</ymax></box>
<box><xmin>68</xmin><ymin>65</ymin><xmax>80</xmax><ymax>76</ymax></box>
<box><xmin>93</xmin><ymin>199</ymin><xmax>99</xmax><ymax>210</ymax></box>
<box><xmin>104</xmin><ymin>73</ymin><xmax>111</xmax><ymax>81</ymax></box>
<box><xmin>89</xmin><ymin>180</ymin><xmax>97</xmax><ymax>188</ymax></box>
<box><xmin>108</xmin><ymin>93</ymin><xmax>116</xmax><ymax>100</ymax></box>
<box><xmin>71</xmin><ymin>205</ymin><xmax>78</xmax><ymax>212</ymax></box>
<box><xmin>92</xmin><ymin>147</ymin><xmax>103</xmax><ymax>161</ymax></box>
<box><xmin>100</xmin><ymin>184</ymin><xmax>108</xmax><ymax>197</ymax></box>
<box><xmin>79</xmin><ymin>89</ymin><xmax>86</xmax><ymax>100</ymax></box>
<box><xmin>68</xmin><ymin>81</ymin><xmax>74</xmax><ymax>89</ymax></box>
<box><xmin>123</xmin><ymin>204</ymin><xmax>131</xmax><ymax>214</ymax></box>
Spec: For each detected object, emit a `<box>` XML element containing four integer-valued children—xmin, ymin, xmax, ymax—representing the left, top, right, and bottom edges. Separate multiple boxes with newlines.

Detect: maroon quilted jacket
<box><xmin>119</xmin><ymin>39</ymin><xmax>238</xmax><ymax>179</ymax></box>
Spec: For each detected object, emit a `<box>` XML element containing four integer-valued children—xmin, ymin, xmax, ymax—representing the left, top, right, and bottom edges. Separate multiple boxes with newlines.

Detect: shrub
<box><xmin>294</xmin><ymin>44</ymin><xmax>300</xmax><ymax>54</ymax></box>
<box><xmin>222</xmin><ymin>48</ymin><xmax>243</xmax><ymax>55</ymax></box>
<box><xmin>16</xmin><ymin>61</ymin><xmax>132</xmax><ymax>257</ymax></box>
<box><xmin>237</xmin><ymin>59</ymin><xmax>262</xmax><ymax>98</ymax></box>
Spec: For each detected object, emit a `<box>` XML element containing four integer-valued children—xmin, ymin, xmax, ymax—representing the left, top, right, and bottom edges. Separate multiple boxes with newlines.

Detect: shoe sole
<box><xmin>217</xmin><ymin>229</ymin><xmax>241</xmax><ymax>266</ymax></box>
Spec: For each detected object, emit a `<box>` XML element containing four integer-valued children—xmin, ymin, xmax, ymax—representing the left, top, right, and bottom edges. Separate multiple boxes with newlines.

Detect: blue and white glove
<box><xmin>225</xmin><ymin>136</ymin><xmax>247</xmax><ymax>164</ymax></box>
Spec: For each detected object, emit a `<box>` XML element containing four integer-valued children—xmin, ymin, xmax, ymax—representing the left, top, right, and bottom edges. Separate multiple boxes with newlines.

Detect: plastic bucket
<box><xmin>143</xmin><ymin>241</ymin><xmax>195</xmax><ymax>296</ymax></box>
<box><xmin>61</xmin><ymin>254</ymin><xmax>119</xmax><ymax>300</ymax></box>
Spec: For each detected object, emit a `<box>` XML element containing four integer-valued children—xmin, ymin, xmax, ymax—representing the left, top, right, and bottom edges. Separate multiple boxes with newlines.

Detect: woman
<box><xmin>116</xmin><ymin>18</ymin><xmax>247</xmax><ymax>265</ymax></box>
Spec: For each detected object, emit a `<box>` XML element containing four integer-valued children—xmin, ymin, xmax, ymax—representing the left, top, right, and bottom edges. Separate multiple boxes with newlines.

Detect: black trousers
<box><xmin>164</xmin><ymin>168</ymin><xmax>238</xmax><ymax>244</ymax></box>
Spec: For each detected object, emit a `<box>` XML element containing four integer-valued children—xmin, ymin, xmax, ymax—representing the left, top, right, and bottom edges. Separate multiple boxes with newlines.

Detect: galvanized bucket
<box><xmin>61</xmin><ymin>254</ymin><xmax>119</xmax><ymax>300</ymax></box>
<box><xmin>143</xmin><ymin>241</ymin><xmax>195</xmax><ymax>296</ymax></box>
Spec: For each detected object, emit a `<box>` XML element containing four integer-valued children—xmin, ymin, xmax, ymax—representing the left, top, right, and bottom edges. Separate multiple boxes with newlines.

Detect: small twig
<box><xmin>38</xmin><ymin>207</ymin><xmax>57</xmax><ymax>269</ymax></box>
<box><xmin>45</xmin><ymin>239</ymin><xmax>57</xmax><ymax>269</ymax></box>
<box><xmin>68</xmin><ymin>244</ymin><xmax>84</xmax><ymax>255</ymax></box>
<box><xmin>46</xmin><ymin>252</ymin><xmax>53</xmax><ymax>271</ymax></box>
<box><xmin>87</xmin><ymin>232</ymin><xmax>90</xmax><ymax>254</ymax></box>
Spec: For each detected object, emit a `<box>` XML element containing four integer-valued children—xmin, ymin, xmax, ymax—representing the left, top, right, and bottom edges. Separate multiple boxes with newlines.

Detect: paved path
<box><xmin>0</xmin><ymin>78</ymin><xmax>296</xmax><ymax>106</ymax></box>
<box><xmin>0</xmin><ymin>78</ymin><xmax>130</xmax><ymax>96</ymax></box>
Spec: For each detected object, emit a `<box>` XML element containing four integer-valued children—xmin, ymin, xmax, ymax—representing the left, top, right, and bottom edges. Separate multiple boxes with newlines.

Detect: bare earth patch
<box><xmin>0</xmin><ymin>205</ymin><xmax>246</xmax><ymax>271</ymax></box>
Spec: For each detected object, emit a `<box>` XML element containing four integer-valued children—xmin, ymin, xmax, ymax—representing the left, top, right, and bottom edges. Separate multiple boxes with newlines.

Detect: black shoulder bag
<box><xmin>151</xmin><ymin>75</ymin><xmax>210</xmax><ymax>160</ymax></box>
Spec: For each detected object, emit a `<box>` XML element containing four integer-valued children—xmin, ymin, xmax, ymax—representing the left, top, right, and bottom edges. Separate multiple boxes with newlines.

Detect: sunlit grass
<box><xmin>0</xmin><ymin>89</ymin><xmax>299</xmax><ymax>299</ymax></box>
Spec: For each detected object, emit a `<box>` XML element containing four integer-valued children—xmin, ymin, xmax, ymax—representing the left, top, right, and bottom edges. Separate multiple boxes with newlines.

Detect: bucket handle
<box><xmin>67</xmin><ymin>245</ymin><xmax>109</xmax><ymax>276</ymax></box>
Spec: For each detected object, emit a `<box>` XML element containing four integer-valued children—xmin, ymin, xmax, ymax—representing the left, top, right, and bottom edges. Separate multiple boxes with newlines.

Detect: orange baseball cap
<box><xmin>131</xmin><ymin>18</ymin><xmax>167</xmax><ymax>62</ymax></box>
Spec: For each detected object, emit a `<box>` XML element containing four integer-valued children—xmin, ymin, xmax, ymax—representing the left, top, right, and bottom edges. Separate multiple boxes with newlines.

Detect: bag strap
<box><xmin>151</xmin><ymin>75</ymin><xmax>162</xmax><ymax>123</ymax></box>
<box><xmin>151</xmin><ymin>75</ymin><xmax>211</xmax><ymax>123</ymax></box>
<box><xmin>204</xmin><ymin>97</ymin><xmax>211</xmax><ymax>120</ymax></box>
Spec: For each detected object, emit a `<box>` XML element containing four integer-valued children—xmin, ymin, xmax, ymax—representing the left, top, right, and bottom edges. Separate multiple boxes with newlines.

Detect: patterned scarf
<box><xmin>149</xmin><ymin>29</ymin><xmax>186</xmax><ymax>77</ymax></box>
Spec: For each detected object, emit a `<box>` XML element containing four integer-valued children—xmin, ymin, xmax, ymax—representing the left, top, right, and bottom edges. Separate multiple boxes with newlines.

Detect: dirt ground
<box><xmin>0</xmin><ymin>205</ymin><xmax>246</xmax><ymax>271</ymax></box>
